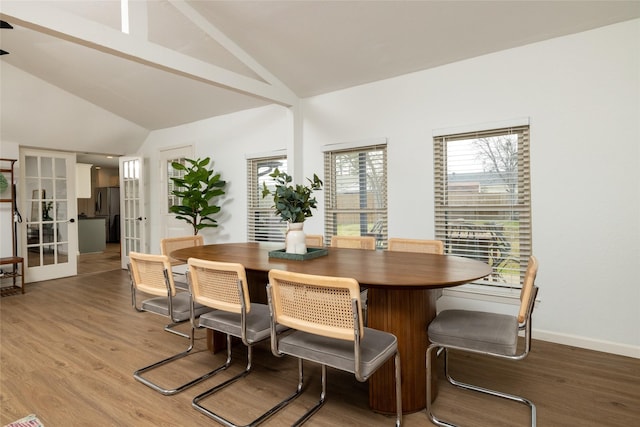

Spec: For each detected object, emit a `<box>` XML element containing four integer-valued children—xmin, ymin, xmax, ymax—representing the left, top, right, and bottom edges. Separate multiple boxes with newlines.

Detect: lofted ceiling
<box><xmin>1</xmin><ymin>0</ymin><xmax>639</xmax><ymax>166</ymax></box>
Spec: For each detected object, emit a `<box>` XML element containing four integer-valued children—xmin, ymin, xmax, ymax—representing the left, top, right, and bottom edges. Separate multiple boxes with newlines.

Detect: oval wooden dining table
<box><xmin>171</xmin><ymin>242</ymin><xmax>492</xmax><ymax>414</ymax></box>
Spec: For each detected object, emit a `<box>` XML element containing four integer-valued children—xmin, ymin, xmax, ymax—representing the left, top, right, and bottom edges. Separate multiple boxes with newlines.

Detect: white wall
<box><xmin>139</xmin><ymin>104</ymin><xmax>290</xmax><ymax>249</ymax></box>
<box><xmin>139</xmin><ymin>20</ymin><xmax>640</xmax><ymax>357</ymax></box>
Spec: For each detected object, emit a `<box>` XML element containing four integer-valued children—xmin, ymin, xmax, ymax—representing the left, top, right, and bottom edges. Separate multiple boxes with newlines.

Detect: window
<box><xmin>324</xmin><ymin>140</ymin><xmax>388</xmax><ymax>248</ymax></box>
<box><xmin>247</xmin><ymin>155</ymin><xmax>288</xmax><ymax>242</ymax></box>
<box><xmin>433</xmin><ymin>124</ymin><xmax>532</xmax><ymax>289</ymax></box>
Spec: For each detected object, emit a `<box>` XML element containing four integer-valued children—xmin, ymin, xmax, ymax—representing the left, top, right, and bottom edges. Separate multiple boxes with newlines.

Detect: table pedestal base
<box><xmin>367</xmin><ymin>287</ymin><xmax>438</xmax><ymax>414</ymax></box>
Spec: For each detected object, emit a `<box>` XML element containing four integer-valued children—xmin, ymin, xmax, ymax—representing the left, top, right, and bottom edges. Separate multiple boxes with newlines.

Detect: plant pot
<box><xmin>286</xmin><ymin>222</ymin><xmax>307</xmax><ymax>254</ymax></box>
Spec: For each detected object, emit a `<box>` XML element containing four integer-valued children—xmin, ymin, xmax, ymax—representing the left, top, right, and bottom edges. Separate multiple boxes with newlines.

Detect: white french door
<box><xmin>20</xmin><ymin>149</ymin><xmax>78</xmax><ymax>282</ymax></box>
<box><xmin>119</xmin><ymin>156</ymin><xmax>147</xmax><ymax>269</ymax></box>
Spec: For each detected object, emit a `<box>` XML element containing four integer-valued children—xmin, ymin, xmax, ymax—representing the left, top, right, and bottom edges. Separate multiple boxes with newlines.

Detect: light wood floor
<box><xmin>1</xmin><ymin>261</ymin><xmax>638</xmax><ymax>426</ymax></box>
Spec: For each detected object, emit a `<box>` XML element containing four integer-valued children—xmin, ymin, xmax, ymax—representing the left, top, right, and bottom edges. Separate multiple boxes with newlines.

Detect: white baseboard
<box><xmin>533</xmin><ymin>328</ymin><xmax>640</xmax><ymax>359</ymax></box>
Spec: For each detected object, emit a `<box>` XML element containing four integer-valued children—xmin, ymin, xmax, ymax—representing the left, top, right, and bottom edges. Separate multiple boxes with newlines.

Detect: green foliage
<box><xmin>169</xmin><ymin>157</ymin><xmax>226</xmax><ymax>235</ymax></box>
<box><xmin>261</xmin><ymin>168</ymin><xmax>323</xmax><ymax>223</ymax></box>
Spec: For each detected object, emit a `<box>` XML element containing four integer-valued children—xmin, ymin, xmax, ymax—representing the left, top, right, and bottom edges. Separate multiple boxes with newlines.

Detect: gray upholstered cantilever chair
<box><xmin>426</xmin><ymin>255</ymin><xmax>539</xmax><ymax>427</ymax></box>
<box><xmin>188</xmin><ymin>258</ymin><xmax>291</xmax><ymax>427</ymax></box>
<box><xmin>160</xmin><ymin>235</ymin><xmax>204</xmax><ymax>290</ymax></box>
<box><xmin>267</xmin><ymin>269</ymin><xmax>402</xmax><ymax>426</ymax></box>
<box><xmin>128</xmin><ymin>251</ymin><xmax>217</xmax><ymax>395</ymax></box>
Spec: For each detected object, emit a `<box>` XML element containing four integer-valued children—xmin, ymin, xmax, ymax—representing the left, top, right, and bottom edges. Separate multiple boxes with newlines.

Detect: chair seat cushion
<box><xmin>198</xmin><ymin>303</ymin><xmax>286</xmax><ymax>344</ymax></box>
<box><xmin>142</xmin><ymin>292</ymin><xmax>211</xmax><ymax>321</ymax></box>
<box><xmin>278</xmin><ymin>327</ymin><xmax>397</xmax><ymax>380</ymax></box>
<box><xmin>428</xmin><ymin>309</ymin><xmax>519</xmax><ymax>356</ymax></box>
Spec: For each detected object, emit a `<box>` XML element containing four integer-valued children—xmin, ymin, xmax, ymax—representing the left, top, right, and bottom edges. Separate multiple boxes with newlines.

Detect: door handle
<box><xmin>69</xmin><ymin>218</ymin><xmax>75</xmax><ymax>223</ymax></box>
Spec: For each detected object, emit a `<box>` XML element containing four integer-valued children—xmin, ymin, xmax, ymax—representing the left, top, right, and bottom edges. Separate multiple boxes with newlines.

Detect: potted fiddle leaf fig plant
<box><xmin>261</xmin><ymin>168</ymin><xmax>323</xmax><ymax>253</ymax></box>
<box><xmin>170</xmin><ymin>157</ymin><xmax>226</xmax><ymax>235</ymax></box>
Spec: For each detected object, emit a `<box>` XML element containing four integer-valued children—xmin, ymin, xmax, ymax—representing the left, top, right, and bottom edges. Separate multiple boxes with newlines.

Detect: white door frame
<box><xmin>119</xmin><ymin>156</ymin><xmax>147</xmax><ymax>269</ymax></box>
<box><xmin>19</xmin><ymin>149</ymin><xmax>78</xmax><ymax>282</ymax></box>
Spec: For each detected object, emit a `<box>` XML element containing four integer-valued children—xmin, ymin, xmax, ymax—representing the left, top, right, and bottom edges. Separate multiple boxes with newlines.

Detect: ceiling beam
<box><xmin>168</xmin><ymin>0</ymin><xmax>297</xmax><ymax>102</ymax></box>
<box><xmin>0</xmin><ymin>1</ymin><xmax>298</xmax><ymax>106</ymax></box>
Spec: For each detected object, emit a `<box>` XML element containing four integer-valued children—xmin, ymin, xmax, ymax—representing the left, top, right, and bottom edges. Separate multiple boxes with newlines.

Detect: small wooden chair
<box><xmin>426</xmin><ymin>255</ymin><xmax>539</xmax><ymax>427</ymax></box>
<box><xmin>330</xmin><ymin>235</ymin><xmax>376</xmax><ymax>250</ymax></box>
<box><xmin>160</xmin><ymin>235</ymin><xmax>204</xmax><ymax>290</ymax></box>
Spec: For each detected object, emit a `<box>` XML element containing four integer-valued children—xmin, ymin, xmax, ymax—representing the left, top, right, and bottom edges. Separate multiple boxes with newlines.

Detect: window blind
<box><xmin>433</xmin><ymin>125</ymin><xmax>532</xmax><ymax>289</ymax></box>
<box><xmin>324</xmin><ymin>144</ymin><xmax>388</xmax><ymax>248</ymax></box>
<box><xmin>247</xmin><ymin>156</ymin><xmax>288</xmax><ymax>242</ymax></box>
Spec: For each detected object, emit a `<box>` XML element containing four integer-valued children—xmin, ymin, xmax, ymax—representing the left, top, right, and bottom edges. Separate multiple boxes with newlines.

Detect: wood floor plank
<box><xmin>1</xmin><ymin>259</ymin><xmax>638</xmax><ymax>426</ymax></box>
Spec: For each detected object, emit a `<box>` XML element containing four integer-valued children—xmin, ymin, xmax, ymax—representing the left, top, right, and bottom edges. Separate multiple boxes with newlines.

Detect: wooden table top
<box><xmin>171</xmin><ymin>242</ymin><xmax>491</xmax><ymax>290</ymax></box>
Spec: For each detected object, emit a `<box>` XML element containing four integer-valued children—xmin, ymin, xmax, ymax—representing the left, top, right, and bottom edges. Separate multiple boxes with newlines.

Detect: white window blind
<box><xmin>433</xmin><ymin>125</ymin><xmax>532</xmax><ymax>289</ymax></box>
<box><xmin>247</xmin><ymin>156</ymin><xmax>288</xmax><ymax>242</ymax></box>
<box><xmin>324</xmin><ymin>143</ymin><xmax>388</xmax><ymax>248</ymax></box>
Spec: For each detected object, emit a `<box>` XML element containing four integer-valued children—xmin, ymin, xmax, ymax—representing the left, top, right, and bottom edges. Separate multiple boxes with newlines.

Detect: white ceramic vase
<box><xmin>286</xmin><ymin>222</ymin><xmax>307</xmax><ymax>254</ymax></box>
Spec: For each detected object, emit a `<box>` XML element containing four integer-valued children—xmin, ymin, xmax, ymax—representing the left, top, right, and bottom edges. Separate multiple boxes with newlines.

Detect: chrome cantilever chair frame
<box><xmin>128</xmin><ymin>251</ymin><xmax>218</xmax><ymax>396</ymax></box>
<box><xmin>130</xmin><ymin>267</ymin><xmax>192</xmax><ymax>339</ymax></box>
<box><xmin>188</xmin><ymin>258</ymin><xmax>290</xmax><ymax>427</ymax></box>
<box><xmin>267</xmin><ymin>269</ymin><xmax>402</xmax><ymax>426</ymax></box>
<box><xmin>426</xmin><ymin>256</ymin><xmax>539</xmax><ymax>427</ymax></box>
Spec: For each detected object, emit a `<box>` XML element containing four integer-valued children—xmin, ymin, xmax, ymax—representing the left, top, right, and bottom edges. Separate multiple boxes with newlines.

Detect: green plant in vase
<box><xmin>169</xmin><ymin>157</ymin><xmax>226</xmax><ymax>235</ymax></box>
<box><xmin>261</xmin><ymin>168</ymin><xmax>323</xmax><ymax>253</ymax></box>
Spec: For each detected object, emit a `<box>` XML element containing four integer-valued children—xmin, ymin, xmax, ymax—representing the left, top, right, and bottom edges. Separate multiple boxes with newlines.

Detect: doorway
<box><xmin>76</xmin><ymin>153</ymin><xmax>122</xmax><ymax>275</ymax></box>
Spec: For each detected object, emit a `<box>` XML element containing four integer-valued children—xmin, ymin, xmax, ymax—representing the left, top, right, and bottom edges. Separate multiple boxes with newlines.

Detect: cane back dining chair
<box><xmin>330</xmin><ymin>235</ymin><xmax>376</xmax><ymax>250</ymax></box>
<box><xmin>387</xmin><ymin>238</ymin><xmax>444</xmax><ymax>255</ymax></box>
<box><xmin>160</xmin><ymin>235</ymin><xmax>204</xmax><ymax>290</ymax></box>
<box><xmin>331</xmin><ymin>235</ymin><xmax>376</xmax><ymax>323</ymax></box>
<box><xmin>304</xmin><ymin>234</ymin><xmax>324</xmax><ymax>247</ymax></box>
<box><xmin>188</xmin><ymin>258</ymin><xmax>291</xmax><ymax>427</ymax></box>
<box><xmin>267</xmin><ymin>269</ymin><xmax>403</xmax><ymax>426</ymax></box>
<box><xmin>426</xmin><ymin>255</ymin><xmax>539</xmax><ymax>427</ymax></box>
<box><xmin>388</xmin><ymin>238</ymin><xmax>444</xmax><ymax>299</ymax></box>
<box><xmin>128</xmin><ymin>251</ymin><xmax>218</xmax><ymax>395</ymax></box>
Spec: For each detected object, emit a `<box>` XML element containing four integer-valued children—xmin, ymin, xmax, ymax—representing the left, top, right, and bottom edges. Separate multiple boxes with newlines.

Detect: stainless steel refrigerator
<box><xmin>94</xmin><ymin>186</ymin><xmax>120</xmax><ymax>243</ymax></box>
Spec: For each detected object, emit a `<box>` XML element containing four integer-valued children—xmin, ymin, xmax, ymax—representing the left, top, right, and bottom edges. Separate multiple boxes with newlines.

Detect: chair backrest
<box><xmin>518</xmin><ymin>255</ymin><xmax>539</xmax><ymax>324</ymax></box>
<box><xmin>305</xmin><ymin>234</ymin><xmax>324</xmax><ymax>247</ymax></box>
<box><xmin>268</xmin><ymin>269</ymin><xmax>363</xmax><ymax>341</ymax></box>
<box><xmin>330</xmin><ymin>235</ymin><xmax>376</xmax><ymax>250</ymax></box>
<box><xmin>387</xmin><ymin>238</ymin><xmax>444</xmax><ymax>254</ymax></box>
<box><xmin>161</xmin><ymin>235</ymin><xmax>204</xmax><ymax>266</ymax></box>
<box><xmin>187</xmin><ymin>257</ymin><xmax>250</xmax><ymax>314</ymax></box>
<box><xmin>129</xmin><ymin>251</ymin><xmax>177</xmax><ymax>297</ymax></box>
